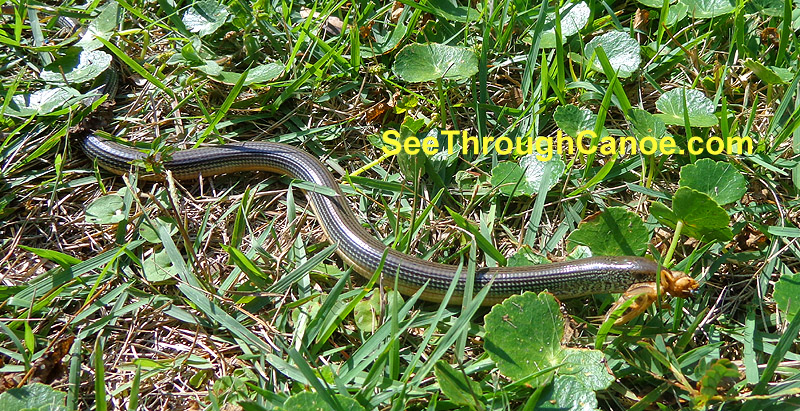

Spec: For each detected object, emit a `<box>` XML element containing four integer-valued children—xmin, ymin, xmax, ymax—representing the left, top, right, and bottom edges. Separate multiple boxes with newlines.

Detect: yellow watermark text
<box><xmin>381</xmin><ymin>129</ymin><xmax>753</xmax><ymax>160</ymax></box>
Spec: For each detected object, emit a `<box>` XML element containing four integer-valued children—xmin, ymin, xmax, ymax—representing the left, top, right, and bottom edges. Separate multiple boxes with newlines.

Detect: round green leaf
<box><xmin>491</xmin><ymin>162</ymin><xmax>527</xmax><ymax>196</ymax></box>
<box><xmin>85</xmin><ymin>194</ymin><xmax>126</xmax><ymax>224</ymax></box>
<box><xmin>665</xmin><ymin>2</ymin><xmax>689</xmax><ymax>25</ymax></box>
<box><xmin>215</xmin><ymin>63</ymin><xmax>284</xmax><ymax>85</ymax></box>
<box><xmin>537</xmin><ymin>350</ymin><xmax>615</xmax><ymax>410</ymax></box>
<box><xmin>567</xmin><ymin>245</ymin><xmax>593</xmax><ymax>260</ymax></box>
<box><xmin>650</xmin><ymin>201</ymin><xmax>680</xmax><ymax>227</ymax></box>
<box><xmin>518</xmin><ymin>153</ymin><xmax>565</xmax><ymax>192</ymax></box>
<box><xmin>651</xmin><ymin>188</ymin><xmax>733</xmax><ymax>242</ymax></box>
<box><xmin>484</xmin><ymin>292</ymin><xmax>564</xmax><ymax>384</ymax></box>
<box><xmin>490</xmin><ymin>153</ymin><xmax>565</xmax><ymax>196</ymax></box>
<box><xmin>195</xmin><ymin>60</ymin><xmax>223</xmax><ymax>76</ymax></box>
<box><xmin>508</xmin><ymin>246</ymin><xmax>549</xmax><ymax>267</ymax></box>
<box><xmin>679</xmin><ymin>158</ymin><xmax>747</xmax><ymax>205</ymax></box>
<box><xmin>283</xmin><ymin>391</ymin><xmax>365</xmax><ymax>411</ymax></box>
<box><xmin>6</xmin><ymin>87</ymin><xmax>81</xmax><ymax>117</ymax></box>
<box><xmin>142</xmin><ymin>249</ymin><xmax>179</xmax><ymax>282</ymax></box>
<box><xmin>554</xmin><ymin>104</ymin><xmax>597</xmax><ymax>138</ymax></box>
<box><xmin>567</xmin><ymin>207</ymin><xmax>651</xmax><ymax>256</ymax></box>
<box><xmin>183</xmin><ymin>0</ymin><xmax>230</xmax><ymax>37</ymax></box>
<box><xmin>672</xmin><ymin>187</ymin><xmax>731</xmax><ymax>229</ymax></box>
<box><xmin>770</xmin><ymin>67</ymin><xmax>795</xmax><ymax>84</ymax></box>
<box><xmin>583</xmin><ymin>31</ymin><xmax>641</xmax><ymax>78</ymax></box>
<box><xmin>627</xmin><ymin>108</ymin><xmax>667</xmax><ymax>140</ymax></box>
<box><xmin>392</xmin><ymin>43</ymin><xmax>478</xmax><ymax>82</ymax></box>
<box><xmin>536</xmin><ymin>375</ymin><xmax>600</xmax><ymax>410</ymax></box>
<box><xmin>40</xmin><ymin>49</ymin><xmax>112</xmax><ymax>84</ymax></box>
<box><xmin>353</xmin><ymin>298</ymin><xmax>379</xmax><ymax>333</ymax></box>
<box><xmin>0</xmin><ymin>383</ymin><xmax>67</xmax><ymax>411</ymax></box>
<box><xmin>655</xmin><ymin>88</ymin><xmax>718</xmax><ymax>127</ymax></box>
<box><xmin>291</xmin><ymin>299</ymin><xmax>322</xmax><ymax>327</ymax></box>
<box><xmin>774</xmin><ymin>272</ymin><xmax>800</xmax><ymax>323</ymax></box>
<box><xmin>76</xmin><ymin>1</ymin><xmax>121</xmax><ymax>51</ymax></box>
<box><xmin>484</xmin><ymin>292</ymin><xmax>614</xmax><ymax>391</ymax></box>
<box><xmin>557</xmin><ymin>349</ymin><xmax>614</xmax><ymax>391</ymax></box>
<box><xmin>538</xmin><ymin>2</ymin><xmax>590</xmax><ymax>48</ymax></box>
<box><xmin>681</xmin><ymin>0</ymin><xmax>735</xmax><ymax>18</ymax></box>
<box><xmin>672</xmin><ymin>188</ymin><xmax>731</xmax><ymax>232</ymax></box>
<box><xmin>354</xmin><ymin>291</ymin><xmax>403</xmax><ymax>333</ymax></box>
<box><xmin>139</xmin><ymin>216</ymin><xmax>179</xmax><ymax>243</ymax></box>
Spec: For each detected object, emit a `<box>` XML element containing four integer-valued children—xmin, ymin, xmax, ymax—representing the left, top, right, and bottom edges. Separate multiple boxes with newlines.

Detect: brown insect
<box><xmin>633</xmin><ymin>8</ymin><xmax>650</xmax><ymax>32</ymax></box>
<box><xmin>760</xmin><ymin>27</ymin><xmax>780</xmax><ymax>49</ymax></box>
<box><xmin>359</xmin><ymin>20</ymin><xmax>374</xmax><ymax>39</ymax></box>
<box><xmin>365</xmin><ymin>101</ymin><xmax>390</xmax><ymax>124</ymax></box>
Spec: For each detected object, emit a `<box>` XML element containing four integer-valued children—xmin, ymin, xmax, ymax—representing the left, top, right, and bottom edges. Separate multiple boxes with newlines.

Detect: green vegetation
<box><xmin>1</xmin><ymin>0</ymin><xmax>799</xmax><ymax>409</ymax></box>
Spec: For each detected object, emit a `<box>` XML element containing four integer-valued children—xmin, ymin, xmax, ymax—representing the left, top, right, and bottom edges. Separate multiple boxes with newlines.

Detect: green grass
<box><xmin>1</xmin><ymin>0</ymin><xmax>799</xmax><ymax>409</ymax></box>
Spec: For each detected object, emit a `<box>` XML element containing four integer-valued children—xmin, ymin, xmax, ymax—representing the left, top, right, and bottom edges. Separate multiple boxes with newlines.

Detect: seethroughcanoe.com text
<box><xmin>381</xmin><ymin>129</ymin><xmax>754</xmax><ymax>161</ymax></box>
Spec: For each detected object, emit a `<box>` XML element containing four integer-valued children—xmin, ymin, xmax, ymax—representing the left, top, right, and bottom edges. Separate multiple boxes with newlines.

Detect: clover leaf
<box><xmin>484</xmin><ymin>292</ymin><xmax>614</xmax><ymax>408</ymax></box>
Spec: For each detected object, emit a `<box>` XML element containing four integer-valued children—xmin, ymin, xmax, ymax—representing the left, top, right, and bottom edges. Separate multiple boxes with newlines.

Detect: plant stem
<box><xmin>663</xmin><ymin>220</ymin><xmax>684</xmax><ymax>267</ymax></box>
